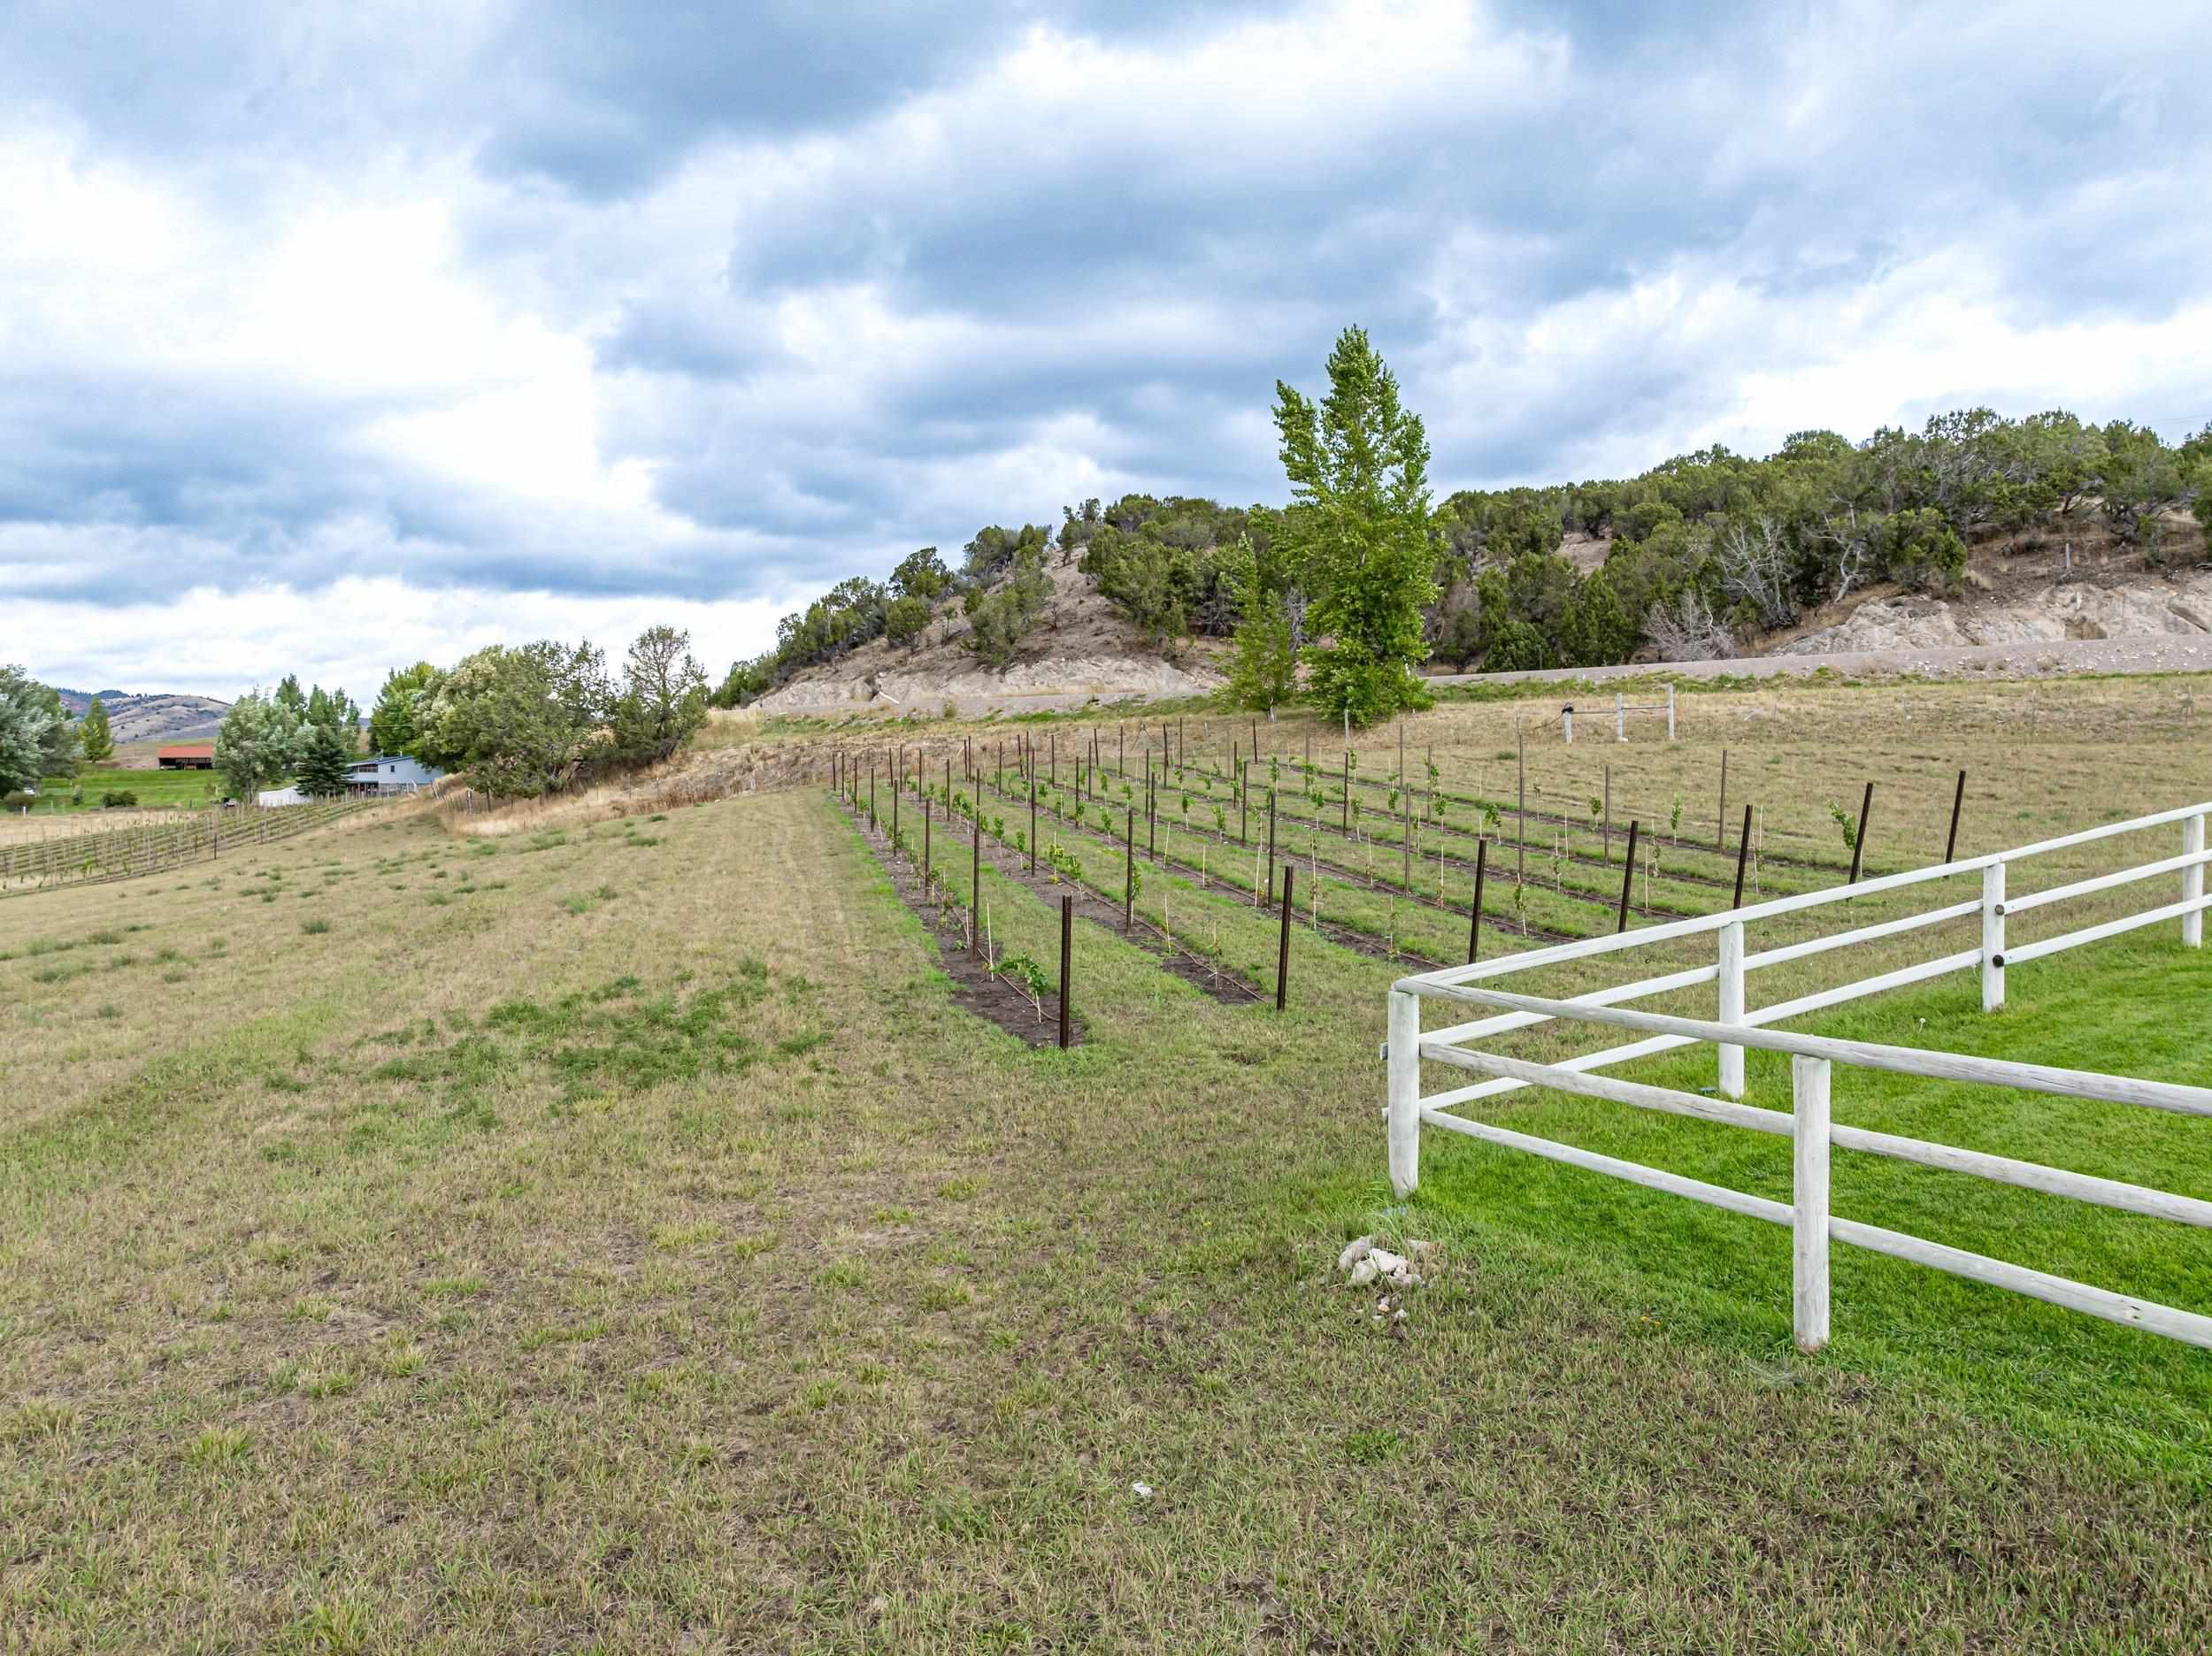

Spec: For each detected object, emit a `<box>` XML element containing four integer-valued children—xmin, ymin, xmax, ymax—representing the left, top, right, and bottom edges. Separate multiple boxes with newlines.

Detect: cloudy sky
<box><xmin>5</xmin><ymin>0</ymin><xmax>2209</xmax><ymax>699</ymax></box>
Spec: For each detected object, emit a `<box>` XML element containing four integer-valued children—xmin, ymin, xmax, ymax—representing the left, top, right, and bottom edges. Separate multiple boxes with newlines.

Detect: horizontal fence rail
<box><xmin>1384</xmin><ymin>799</ymin><xmax>2212</xmax><ymax>1352</ymax></box>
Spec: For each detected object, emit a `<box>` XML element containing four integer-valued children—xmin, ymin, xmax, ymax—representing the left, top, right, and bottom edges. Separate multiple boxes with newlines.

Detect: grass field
<box><xmin>25</xmin><ymin>767</ymin><xmax>231</xmax><ymax>813</ymax></box>
<box><xmin>3</xmin><ymin>673</ymin><xmax>2209</xmax><ymax>1651</ymax></box>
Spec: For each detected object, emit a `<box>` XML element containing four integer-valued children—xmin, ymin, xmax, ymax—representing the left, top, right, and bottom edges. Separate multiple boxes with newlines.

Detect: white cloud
<box><xmin>7</xmin><ymin>574</ymin><xmax>807</xmax><ymax>700</ymax></box>
<box><xmin>5</xmin><ymin>0</ymin><xmax>2212</xmax><ymax>694</ymax></box>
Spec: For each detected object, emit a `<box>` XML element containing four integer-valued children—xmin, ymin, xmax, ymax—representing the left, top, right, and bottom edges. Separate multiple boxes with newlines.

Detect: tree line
<box><xmin>720</xmin><ymin>334</ymin><xmax>2211</xmax><ymax>724</ymax></box>
<box><xmin>358</xmin><ymin>625</ymin><xmax>710</xmax><ymax>799</ymax></box>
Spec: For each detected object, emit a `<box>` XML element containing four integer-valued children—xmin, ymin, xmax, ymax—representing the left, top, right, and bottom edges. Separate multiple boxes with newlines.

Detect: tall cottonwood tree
<box><xmin>1272</xmin><ymin>326</ymin><xmax>1436</xmax><ymax>726</ymax></box>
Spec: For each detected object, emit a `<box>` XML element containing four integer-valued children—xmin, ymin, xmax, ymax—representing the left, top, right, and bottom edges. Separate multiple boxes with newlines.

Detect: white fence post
<box><xmin>1981</xmin><ymin>861</ymin><xmax>2006</xmax><ymax>1011</ymax></box>
<box><xmin>1388</xmin><ymin>988</ymin><xmax>1422</xmax><ymax>1197</ymax></box>
<box><xmin>1717</xmin><ymin>920</ymin><xmax>1746</xmax><ymax>1099</ymax></box>
<box><xmin>1792</xmin><ymin>1054</ymin><xmax>1831</xmax><ymax>1354</ymax></box>
<box><xmin>1665</xmin><ymin>683</ymin><xmax>1676</xmax><ymax>741</ymax></box>
<box><xmin>2185</xmin><ymin>814</ymin><xmax>2205</xmax><ymax>948</ymax></box>
<box><xmin>1615</xmin><ymin>692</ymin><xmax>1625</xmax><ymax>742</ymax></box>
<box><xmin>1563</xmin><ymin>706</ymin><xmax>1573</xmax><ymax>745</ymax></box>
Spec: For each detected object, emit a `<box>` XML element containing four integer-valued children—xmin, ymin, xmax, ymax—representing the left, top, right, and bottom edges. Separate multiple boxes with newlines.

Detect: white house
<box><xmin>257</xmin><ymin>785</ymin><xmax>304</xmax><ymax>806</ymax></box>
<box><xmin>344</xmin><ymin>755</ymin><xmax>443</xmax><ymax>795</ymax></box>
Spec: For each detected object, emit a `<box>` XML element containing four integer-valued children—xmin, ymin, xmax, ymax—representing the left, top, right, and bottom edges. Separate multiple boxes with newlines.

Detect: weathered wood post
<box><xmin>1058</xmin><ymin>897</ymin><xmax>1073</xmax><ymax>1050</ymax></box>
<box><xmin>1028</xmin><ymin>776</ymin><xmax>1038</xmax><ymax>875</ymax></box>
<box><xmin>1847</xmin><ymin>782</ymin><xmax>1874</xmax><ymax>884</ymax></box>
<box><xmin>1945</xmin><ymin>769</ymin><xmax>1967</xmax><ymax>864</ymax></box>
<box><xmin>1276</xmin><ymin>865</ymin><xmax>1295</xmax><ymax>1012</ymax></box>
<box><xmin>1467</xmin><ymin>839</ymin><xmax>1486</xmax><ymax>963</ymax></box>
<box><xmin>1517</xmin><ymin>727</ymin><xmax>1526</xmax><ymax>888</ymax></box>
<box><xmin>972</xmin><ymin>807</ymin><xmax>981</xmax><ymax>950</ymax></box>
<box><xmin>1124</xmin><ymin>808</ymin><xmax>1134</xmax><ymax>932</ymax></box>
<box><xmin>1402</xmin><ymin>778</ymin><xmax>1412</xmax><ymax>891</ymax></box>
<box><xmin>1266</xmin><ymin>790</ymin><xmax>1276</xmax><ymax>909</ymax></box>
<box><xmin>1732</xmin><ymin>803</ymin><xmax>1753</xmax><ymax>909</ymax></box>
<box><xmin>1792</xmin><ymin>1054</ymin><xmax>1832</xmax><ymax>1353</ymax></box>
<box><xmin>1617</xmin><ymin>822</ymin><xmax>1640</xmax><ymax>932</ymax></box>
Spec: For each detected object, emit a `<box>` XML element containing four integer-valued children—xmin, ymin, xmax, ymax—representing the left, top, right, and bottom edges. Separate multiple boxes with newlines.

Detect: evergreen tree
<box><xmin>79</xmin><ymin>694</ymin><xmax>114</xmax><ymax>763</ymax></box>
<box><xmin>296</xmin><ymin>721</ymin><xmax>353</xmax><ymax>797</ymax></box>
<box><xmin>1272</xmin><ymin>326</ymin><xmax>1436</xmax><ymax>726</ymax></box>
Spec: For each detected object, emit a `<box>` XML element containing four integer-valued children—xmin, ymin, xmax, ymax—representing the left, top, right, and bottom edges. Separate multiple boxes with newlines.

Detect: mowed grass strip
<box><xmin>0</xmin><ymin>774</ymin><xmax>2205</xmax><ymax>1650</ymax></box>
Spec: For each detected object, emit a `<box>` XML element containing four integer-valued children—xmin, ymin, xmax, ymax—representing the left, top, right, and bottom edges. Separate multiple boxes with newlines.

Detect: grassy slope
<box><xmin>1</xmin><ymin>786</ymin><xmax>2207</xmax><ymax>1652</ymax></box>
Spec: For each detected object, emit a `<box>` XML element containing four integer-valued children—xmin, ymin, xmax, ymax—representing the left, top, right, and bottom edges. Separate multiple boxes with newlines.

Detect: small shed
<box><xmin>157</xmin><ymin>744</ymin><xmax>216</xmax><ymax>770</ymax></box>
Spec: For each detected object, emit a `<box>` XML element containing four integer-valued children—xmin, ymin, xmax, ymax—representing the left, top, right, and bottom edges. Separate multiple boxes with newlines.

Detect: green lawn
<box><xmin>1406</xmin><ymin>934</ymin><xmax>2212</xmax><ymax>1478</ymax></box>
<box><xmin>30</xmin><ymin>767</ymin><xmax>237</xmax><ymax>810</ymax></box>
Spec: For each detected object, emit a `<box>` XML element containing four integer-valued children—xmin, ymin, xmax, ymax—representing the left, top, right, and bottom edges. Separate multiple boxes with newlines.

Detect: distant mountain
<box><xmin>52</xmin><ymin>689</ymin><xmax>232</xmax><ymax>747</ymax></box>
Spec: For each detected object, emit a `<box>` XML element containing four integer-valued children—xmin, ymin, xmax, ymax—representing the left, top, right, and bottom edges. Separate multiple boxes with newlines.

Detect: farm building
<box><xmin>344</xmin><ymin>755</ymin><xmax>442</xmax><ymax>795</ymax></box>
<box><xmin>157</xmin><ymin>743</ymin><xmax>215</xmax><ymax>769</ymax></box>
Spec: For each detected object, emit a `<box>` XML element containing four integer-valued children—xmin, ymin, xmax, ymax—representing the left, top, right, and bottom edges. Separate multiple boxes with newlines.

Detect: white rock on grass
<box><xmin>1336</xmin><ymin>1236</ymin><xmax>1375</xmax><ymax>1273</ymax></box>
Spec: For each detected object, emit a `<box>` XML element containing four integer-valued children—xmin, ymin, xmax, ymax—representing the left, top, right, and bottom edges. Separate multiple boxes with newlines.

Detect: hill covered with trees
<box><xmin>720</xmin><ymin>398</ymin><xmax>2212</xmax><ymax>714</ymax></box>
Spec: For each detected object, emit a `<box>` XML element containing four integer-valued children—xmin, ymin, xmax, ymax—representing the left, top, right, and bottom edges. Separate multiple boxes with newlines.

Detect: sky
<box><xmin>4</xmin><ymin>0</ymin><xmax>2210</xmax><ymax>701</ymax></box>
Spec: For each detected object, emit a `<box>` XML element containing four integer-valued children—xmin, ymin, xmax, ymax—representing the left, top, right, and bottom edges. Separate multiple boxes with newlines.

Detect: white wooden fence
<box><xmin>1384</xmin><ymin>800</ymin><xmax>2212</xmax><ymax>1351</ymax></box>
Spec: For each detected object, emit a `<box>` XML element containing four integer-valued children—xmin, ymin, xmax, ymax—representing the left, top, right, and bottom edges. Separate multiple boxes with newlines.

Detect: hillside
<box><xmin>752</xmin><ymin>516</ymin><xmax>2210</xmax><ymax>717</ymax></box>
<box><xmin>52</xmin><ymin>688</ymin><xmax>231</xmax><ymax>747</ymax></box>
<box><xmin>727</xmin><ymin>409</ymin><xmax>2210</xmax><ymax>717</ymax></box>
<box><xmin>755</xmin><ymin>543</ymin><xmax>1227</xmax><ymax>717</ymax></box>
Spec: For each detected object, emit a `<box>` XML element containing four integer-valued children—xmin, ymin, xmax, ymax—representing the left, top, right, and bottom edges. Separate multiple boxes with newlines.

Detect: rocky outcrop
<box><xmin>1778</xmin><ymin>570</ymin><xmax>2212</xmax><ymax>656</ymax></box>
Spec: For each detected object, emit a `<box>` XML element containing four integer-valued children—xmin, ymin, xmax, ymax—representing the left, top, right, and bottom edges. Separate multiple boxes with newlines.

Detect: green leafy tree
<box><xmin>884</xmin><ymin>594</ymin><xmax>933</xmax><ymax>649</ymax></box>
<box><xmin>273</xmin><ymin>674</ymin><xmax>307</xmax><ymax>719</ymax></box>
<box><xmin>710</xmin><ymin>658</ymin><xmax>773</xmax><ymax>709</ymax></box>
<box><xmin>79</xmin><ymin>694</ymin><xmax>114</xmax><ymax>763</ymax></box>
<box><xmin>964</xmin><ymin>546</ymin><xmax>1050</xmax><ymax>668</ymax></box>
<box><xmin>296</xmin><ymin>721</ymin><xmax>354</xmax><ymax>797</ymax></box>
<box><xmin>889</xmin><ymin>547</ymin><xmax>953</xmax><ymax>602</ymax></box>
<box><xmin>609</xmin><ymin>625</ymin><xmax>710</xmax><ymax>762</ymax></box>
<box><xmin>412</xmin><ymin>641</ymin><xmax>611</xmax><ymax>797</ymax></box>
<box><xmin>1092</xmin><ymin>536</ymin><xmax>1191</xmax><ymax>649</ymax></box>
<box><xmin>1272</xmin><ymin>326</ymin><xmax>1437</xmax><ymax>725</ymax></box>
<box><xmin>1432</xmin><ymin>606</ymin><xmax>1484</xmax><ymax>671</ymax></box>
<box><xmin>0</xmin><ymin>665</ymin><xmax>64</xmax><ymax>795</ymax></box>
<box><xmin>1220</xmin><ymin>536</ymin><xmax>1299</xmax><ymax>711</ymax></box>
<box><xmin>369</xmin><ymin>662</ymin><xmax>437</xmax><ymax>755</ymax></box>
<box><xmin>303</xmin><ymin>684</ymin><xmax>360</xmax><ymax>740</ymax></box>
<box><xmin>27</xmin><ymin>680</ymin><xmax>80</xmax><ymax>778</ymax></box>
<box><xmin>213</xmin><ymin>690</ymin><xmax>303</xmax><ymax>800</ymax></box>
